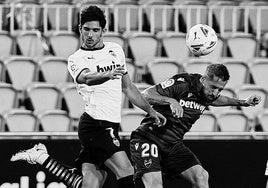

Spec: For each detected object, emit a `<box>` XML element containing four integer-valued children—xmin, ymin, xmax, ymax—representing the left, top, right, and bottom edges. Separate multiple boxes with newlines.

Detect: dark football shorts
<box><xmin>130</xmin><ymin>134</ymin><xmax>201</xmax><ymax>180</ymax></box>
<box><xmin>75</xmin><ymin>112</ymin><xmax>124</xmax><ymax>169</ymax></box>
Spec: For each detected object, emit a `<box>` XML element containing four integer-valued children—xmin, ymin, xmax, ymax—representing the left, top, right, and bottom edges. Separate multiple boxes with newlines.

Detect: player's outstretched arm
<box><xmin>210</xmin><ymin>95</ymin><xmax>261</xmax><ymax>107</ymax></box>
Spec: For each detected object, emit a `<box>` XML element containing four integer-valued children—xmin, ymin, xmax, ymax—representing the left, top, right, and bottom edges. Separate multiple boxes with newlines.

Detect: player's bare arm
<box><xmin>122</xmin><ymin>74</ymin><xmax>166</xmax><ymax>126</ymax></box>
<box><xmin>76</xmin><ymin>66</ymin><xmax>126</xmax><ymax>85</ymax></box>
<box><xmin>142</xmin><ymin>86</ymin><xmax>184</xmax><ymax>118</ymax></box>
<box><xmin>210</xmin><ymin>94</ymin><xmax>261</xmax><ymax>107</ymax></box>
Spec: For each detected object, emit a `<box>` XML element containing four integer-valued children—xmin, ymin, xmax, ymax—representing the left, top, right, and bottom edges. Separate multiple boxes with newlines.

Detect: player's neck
<box><xmin>81</xmin><ymin>43</ymin><xmax>105</xmax><ymax>51</ymax></box>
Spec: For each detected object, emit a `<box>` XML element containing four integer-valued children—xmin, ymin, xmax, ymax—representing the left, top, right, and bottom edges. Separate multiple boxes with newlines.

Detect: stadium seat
<box><xmin>0</xmin><ymin>113</ymin><xmax>4</xmax><ymax>131</ymax></box>
<box><xmin>190</xmin><ymin>111</ymin><xmax>217</xmax><ymax>132</ymax></box>
<box><xmin>256</xmin><ymin>109</ymin><xmax>268</xmax><ymax>131</ymax></box>
<box><xmin>15</xmin><ymin>31</ymin><xmax>50</xmax><ymax>57</ymax></box>
<box><xmin>42</xmin><ymin>2</ymin><xmax>77</xmax><ymax>34</ymax></box>
<box><xmin>4</xmin><ymin>56</ymin><xmax>38</xmax><ymax>91</ymax></box>
<box><xmin>217</xmin><ymin>109</ymin><xmax>249</xmax><ymax>132</ymax></box>
<box><xmin>236</xmin><ymin>84</ymin><xmax>267</xmax><ymax>119</ymax></box>
<box><xmin>126</xmin><ymin>32</ymin><xmax>159</xmax><ymax>66</ymax></box>
<box><xmin>3</xmin><ymin>109</ymin><xmax>38</xmax><ymax>131</ymax></box>
<box><xmin>249</xmin><ymin>58</ymin><xmax>268</xmax><ymax>90</ymax></box>
<box><xmin>226</xmin><ymin>33</ymin><xmax>257</xmax><ymax>59</ymax></box>
<box><xmin>221</xmin><ymin>58</ymin><xmax>250</xmax><ymax>89</ymax></box>
<box><xmin>184</xmin><ymin>58</ymin><xmax>213</xmax><ymax>74</ymax></box>
<box><xmin>37</xmin><ymin>109</ymin><xmax>72</xmax><ymax>131</ymax></box>
<box><xmin>103</xmin><ymin>32</ymin><xmax>126</xmax><ymax>50</ymax></box>
<box><xmin>157</xmin><ymin>32</ymin><xmax>189</xmax><ymax>60</ymax></box>
<box><xmin>207</xmin><ymin>1</ymin><xmax>243</xmax><ymax>36</ymax></box>
<box><xmin>59</xmin><ymin>83</ymin><xmax>84</xmax><ymax>128</ymax></box>
<box><xmin>24</xmin><ymin>82</ymin><xmax>61</xmax><ymax>112</ymax></box>
<box><xmin>174</xmin><ymin>3</ymin><xmax>208</xmax><ymax>33</ymax></box>
<box><xmin>38</xmin><ymin>56</ymin><xmax>70</xmax><ymax>83</ymax></box>
<box><xmin>209</xmin><ymin>87</ymin><xmax>237</xmax><ymax>114</ymax></box>
<box><xmin>0</xmin><ymin>31</ymin><xmax>15</xmax><ymax>56</ymax></box>
<box><xmin>0</xmin><ymin>82</ymin><xmax>18</xmax><ymax>113</ymax></box>
<box><xmin>48</xmin><ymin>31</ymin><xmax>80</xmax><ymax>58</ymax></box>
<box><xmin>112</xmin><ymin>2</ymin><xmax>142</xmax><ymax>33</ymax></box>
<box><xmin>121</xmin><ymin>109</ymin><xmax>146</xmax><ymax>132</ymax></box>
<box><xmin>142</xmin><ymin>2</ymin><xmax>175</xmax><ymax>33</ymax></box>
<box><xmin>146</xmin><ymin>57</ymin><xmax>184</xmax><ymax>84</ymax></box>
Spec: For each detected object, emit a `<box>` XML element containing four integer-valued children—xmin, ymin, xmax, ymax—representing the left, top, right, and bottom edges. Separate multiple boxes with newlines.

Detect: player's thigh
<box><xmin>104</xmin><ymin>150</ymin><xmax>134</xmax><ymax>179</ymax></box>
<box><xmin>142</xmin><ymin>171</ymin><xmax>163</xmax><ymax>188</ymax></box>
<box><xmin>180</xmin><ymin>164</ymin><xmax>208</xmax><ymax>184</ymax></box>
<box><xmin>81</xmin><ymin>163</ymin><xmax>107</xmax><ymax>188</ymax></box>
<box><xmin>130</xmin><ymin>136</ymin><xmax>162</xmax><ymax>181</ymax></box>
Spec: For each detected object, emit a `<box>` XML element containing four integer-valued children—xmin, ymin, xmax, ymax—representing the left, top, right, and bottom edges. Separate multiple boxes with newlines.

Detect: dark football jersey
<box><xmin>133</xmin><ymin>73</ymin><xmax>212</xmax><ymax>151</ymax></box>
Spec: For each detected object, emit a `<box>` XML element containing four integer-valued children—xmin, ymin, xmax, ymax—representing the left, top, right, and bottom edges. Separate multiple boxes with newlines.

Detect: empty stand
<box><xmin>3</xmin><ymin>109</ymin><xmax>38</xmax><ymax>131</ymax></box>
<box><xmin>4</xmin><ymin>56</ymin><xmax>38</xmax><ymax>91</ymax></box>
<box><xmin>24</xmin><ymin>82</ymin><xmax>61</xmax><ymax>112</ymax></box>
<box><xmin>0</xmin><ymin>31</ymin><xmax>15</xmax><ymax>56</ymax></box>
<box><xmin>221</xmin><ymin>58</ymin><xmax>250</xmax><ymax>89</ymax></box>
<box><xmin>121</xmin><ymin>109</ymin><xmax>146</xmax><ymax>132</ymax></box>
<box><xmin>226</xmin><ymin>33</ymin><xmax>257</xmax><ymax>59</ymax></box>
<box><xmin>103</xmin><ymin>32</ymin><xmax>126</xmax><ymax>50</ymax></box>
<box><xmin>38</xmin><ymin>56</ymin><xmax>70</xmax><ymax>83</ymax></box>
<box><xmin>16</xmin><ymin>30</ymin><xmax>49</xmax><ymax>57</ymax></box>
<box><xmin>158</xmin><ymin>32</ymin><xmax>189</xmax><ymax>60</ymax></box>
<box><xmin>48</xmin><ymin>31</ymin><xmax>80</xmax><ymax>58</ymax></box>
<box><xmin>37</xmin><ymin>109</ymin><xmax>72</xmax><ymax>131</ymax></box>
<box><xmin>0</xmin><ymin>82</ymin><xmax>18</xmax><ymax>113</ymax></box>
<box><xmin>146</xmin><ymin>57</ymin><xmax>184</xmax><ymax>84</ymax></box>
<box><xmin>217</xmin><ymin>109</ymin><xmax>249</xmax><ymax>131</ymax></box>
<box><xmin>190</xmin><ymin>111</ymin><xmax>217</xmax><ymax>132</ymax></box>
<box><xmin>125</xmin><ymin>58</ymin><xmax>137</xmax><ymax>82</ymax></box>
<box><xmin>249</xmin><ymin>58</ymin><xmax>268</xmax><ymax>90</ymax></box>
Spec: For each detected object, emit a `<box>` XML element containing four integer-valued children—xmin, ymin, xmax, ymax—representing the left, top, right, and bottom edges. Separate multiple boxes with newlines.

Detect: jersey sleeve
<box><xmin>117</xmin><ymin>43</ymin><xmax>128</xmax><ymax>74</ymax></box>
<box><xmin>67</xmin><ymin>55</ymin><xmax>88</xmax><ymax>83</ymax></box>
<box><xmin>155</xmin><ymin>75</ymin><xmax>189</xmax><ymax>98</ymax></box>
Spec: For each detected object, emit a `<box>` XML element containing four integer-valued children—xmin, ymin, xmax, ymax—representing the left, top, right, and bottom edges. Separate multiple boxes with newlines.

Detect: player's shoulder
<box><xmin>68</xmin><ymin>48</ymin><xmax>83</xmax><ymax>60</ymax></box>
<box><xmin>174</xmin><ymin>72</ymin><xmax>201</xmax><ymax>84</ymax></box>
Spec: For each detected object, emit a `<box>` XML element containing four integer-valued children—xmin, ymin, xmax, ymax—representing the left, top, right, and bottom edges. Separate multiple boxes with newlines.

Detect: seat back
<box><xmin>3</xmin><ymin>109</ymin><xmax>38</xmax><ymax>131</ymax></box>
<box><xmin>191</xmin><ymin>112</ymin><xmax>217</xmax><ymax>132</ymax></box>
<box><xmin>217</xmin><ymin>110</ymin><xmax>249</xmax><ymax>131</ymax></box>
<box><xmin>0</xmin><ymin>82</ymin><xmax>18</xmax><ymax>113</ymax></box>
<box><xmin>38</xmin><ymin>110</ymin><xmax>71</xmax><ymax>131</ymax></box>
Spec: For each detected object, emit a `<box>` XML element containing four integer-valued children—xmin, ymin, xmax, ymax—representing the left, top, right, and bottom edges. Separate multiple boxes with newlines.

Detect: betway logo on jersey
<box><xmin>179</xmin><ymin>99</ymin><xmax>206</xmax><ymax>113</ymax></box>
<box><xmin>97</xmin><ymin>61</ymin><xmax>121</xmax><ymax>72</ymax></box>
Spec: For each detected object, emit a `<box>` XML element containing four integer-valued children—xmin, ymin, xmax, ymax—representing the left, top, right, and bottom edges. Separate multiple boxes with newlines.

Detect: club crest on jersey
<box><xmin>135</xmin><ymin>143</ymin><xmax>139</xmax><ymax>150</ymax></box>
<box><xmin>144</xmin><ymin>159</ymin><xmax>152</xmax><ymax>168</ymax></box>
<box><xmin>109</xmin><ymin>50</ymin><xmax>117</xmax><ymax>58</ymax></box>
<box><xmin>113</xmin><ymin>138</ymin><xmax>120</xmax><ymax>147</ymax></box>
<box><xmin>160</xmin><ymin>79</ymin><xmax>175</xmax><ymax>89</ymax></box>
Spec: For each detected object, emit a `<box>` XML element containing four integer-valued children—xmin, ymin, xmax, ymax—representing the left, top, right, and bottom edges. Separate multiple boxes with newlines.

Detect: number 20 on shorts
<box><xmin>141</xmin><ymin>143</ymin><xmax>158</xmax><ymax>158</ymax></box>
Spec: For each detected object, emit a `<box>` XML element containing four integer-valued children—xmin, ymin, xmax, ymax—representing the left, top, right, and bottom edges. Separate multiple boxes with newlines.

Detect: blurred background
<box><xmin>0</xmin><ymin>0</ymin><xmax>268</xmax><ymax>187</ymax></box>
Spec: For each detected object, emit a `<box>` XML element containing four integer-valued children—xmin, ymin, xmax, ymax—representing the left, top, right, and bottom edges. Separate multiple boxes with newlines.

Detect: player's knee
<box><xmin>144</xmin><ymin>177</ymin><xmax>162</xmax><ymax>188</ymax></box>
<box><xmin>192</xmin><ymin>169</ymin><xmax>209</xmax><ymax>188</ymax></box>
<box><xmin>82</xmin><ymin>171</ymin><xmax>103</xmax><ymax>188</ymax></box>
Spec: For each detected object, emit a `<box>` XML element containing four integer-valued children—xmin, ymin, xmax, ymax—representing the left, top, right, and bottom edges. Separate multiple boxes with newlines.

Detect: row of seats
<box><xmin>121</xmin><ymin>108</ymin><xmax>268</xmax><ymax>132</ymax></box>
<box><xmin>0</xmin><ymin>54</ymin><xmax>267</xmax><ymax>91</ymax></box>
<box><xmin>1</xmin><ymin>0</ymin><xmax>268</xmax><ymax>39</ymax></box>
<box><xmin>0</xmin><ymin>30</ymin><xmax>265</xmax><ymax>64</ymax></box>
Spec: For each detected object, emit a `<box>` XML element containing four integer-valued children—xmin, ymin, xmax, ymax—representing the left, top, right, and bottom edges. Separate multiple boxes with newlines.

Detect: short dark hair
<box><xmin>80</xmin><ymin>5</ymin><xmax>106</xmax><ymax>29</ymax></box>
<box><xmin>205</xmin><ymin>64</ymin><xmax>230</xmax><ymax>81</ymax></box>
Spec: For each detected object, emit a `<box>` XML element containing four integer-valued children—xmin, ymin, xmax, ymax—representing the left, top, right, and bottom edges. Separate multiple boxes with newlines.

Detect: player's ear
<box><xmin>102</xmin><ymin>28</ymin><xmax>107</xmax><ymax>33</ymax></box>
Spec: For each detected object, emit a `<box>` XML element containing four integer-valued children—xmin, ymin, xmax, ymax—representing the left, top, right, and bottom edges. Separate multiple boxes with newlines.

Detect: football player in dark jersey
<box><xmin>130</xmin><ymin>63</ymin><xmax>261</xmax><ymax>188</ymax></box>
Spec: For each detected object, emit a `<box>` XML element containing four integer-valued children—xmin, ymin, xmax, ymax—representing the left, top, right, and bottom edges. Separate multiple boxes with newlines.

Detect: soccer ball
<box><xmin>186</xmin><ymin>24</ymin><xmax>218</xmax><ymax>56</ymax></box>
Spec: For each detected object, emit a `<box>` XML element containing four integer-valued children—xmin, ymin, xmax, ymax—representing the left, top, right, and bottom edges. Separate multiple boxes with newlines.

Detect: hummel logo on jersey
<box><xmin>109</xmin><ymin>50</ymin><xmax>117</xmax><ymax>58</ymax></box>
<box><xmin>96</xmin><ymin>61</ymin><xmax>121</xmax><ymax>72</ymax></box>
<box><xmin>135</xmin><ymin>143</ymin><xmax>139</xmax><ymax>150</ymax></box>
<box><xmin>179</xmin><ymin>99</ymin><xmax>205</xmax><ymax>113</ymax></box>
